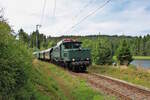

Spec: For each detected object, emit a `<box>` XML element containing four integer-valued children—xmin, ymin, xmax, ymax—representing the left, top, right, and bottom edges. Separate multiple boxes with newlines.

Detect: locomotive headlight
<box><xmin>86</xmin><ymin>58</ymin><xmax>90</xmax><ymax>60</ymax></box>
<box><xmin>72</xmin><ymin>58</ymin><xmax>75</xmax><ymax>62</ymax></box>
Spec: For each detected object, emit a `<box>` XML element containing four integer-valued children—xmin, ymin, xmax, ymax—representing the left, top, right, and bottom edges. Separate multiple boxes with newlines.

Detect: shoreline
<box><xmin>133</xmin><ymin>56</ymin><xmax>150</xmax><ymax>60</ymax></box>
<box><xmin>113</xmin><ymin>56</ymin><xmax>150</xmax><ymax>60</ymax></box>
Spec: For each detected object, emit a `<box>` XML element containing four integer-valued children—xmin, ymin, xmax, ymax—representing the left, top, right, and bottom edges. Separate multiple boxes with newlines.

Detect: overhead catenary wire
<box><xmin>74</xmin><ymin>0</ymin><xmax>94</xmax><ymax>18</ymax></box>
<box><xmin>65</xmin><ymin>0</ymin><xmax>112</xmax><ymax>33</ymax></box>
<box><xmin>0</xmin><ymin>8</ymin><xmax>4</xmax><ymax>20</ymax></box>
<box><xmin>53</xmin><ymin>0</ymin><xmax>56</xmax><ymax>17</ymax></box>
<box><xmin>40</xmin><ymin>0</ymin><xmax>47</xmax><ymax>25</ymax></box>
<box><xmin>66</xmin><ymin>0</ymin><xmax>111</xmax><ymax>33</ymax></box>
<box><xmin>82</xmin><ymin>0</ymin><xmax>93</xmax><ymax>10</ymax></box>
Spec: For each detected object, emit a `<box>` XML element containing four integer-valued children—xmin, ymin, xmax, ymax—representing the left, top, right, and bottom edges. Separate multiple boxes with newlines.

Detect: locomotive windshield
<box><xmin>64</xmin><ymin>42</ymin><xmax>82</xmax><ymax>49</ymax></box>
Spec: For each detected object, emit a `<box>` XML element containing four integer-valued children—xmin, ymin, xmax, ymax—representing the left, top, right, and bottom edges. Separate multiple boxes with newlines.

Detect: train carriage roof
<box><xmin>40</xmin><ymin>48</ymin><xmax>52</xmax><ymax>53</ymax></box>
<box><xmin>33</xmin><ymin>51</ymin><xmax>41</xmax><ymax>54</ymax></box>
<box><xmin>44</xmin><ymin>48</ymin><xmax>52</xmax><ymax>53</ymax></box>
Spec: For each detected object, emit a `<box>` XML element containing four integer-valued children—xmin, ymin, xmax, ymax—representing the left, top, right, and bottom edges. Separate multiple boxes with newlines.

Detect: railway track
<box><xmin>70</xmin><ymin>72</ymin><xmax>150</xmax><ymax>100</ymax></box>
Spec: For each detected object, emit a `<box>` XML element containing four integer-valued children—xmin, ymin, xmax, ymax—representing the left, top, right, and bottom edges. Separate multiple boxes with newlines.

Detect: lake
<box><xmin>131</xmin><ymin>59</ymin><xmax>150</xmax><ymax>68</ymax></box>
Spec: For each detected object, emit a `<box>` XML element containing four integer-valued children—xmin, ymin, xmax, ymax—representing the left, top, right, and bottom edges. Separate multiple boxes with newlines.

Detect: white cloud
<box><xmin>0</xmin><ymin>0</ymin><xmax>150</xmax><ymax>36</ymax></box>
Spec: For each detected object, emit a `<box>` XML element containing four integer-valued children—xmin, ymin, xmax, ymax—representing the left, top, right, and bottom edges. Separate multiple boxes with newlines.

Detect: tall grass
<box><xmin>89</xmin><ymin>65</ymin><xmax>150</xmax><ymax>88</ymax></box>
<box><xmin>32</xmin><ymin>60</ymin><xmax>115</xmax><ymax>100</ymax></box>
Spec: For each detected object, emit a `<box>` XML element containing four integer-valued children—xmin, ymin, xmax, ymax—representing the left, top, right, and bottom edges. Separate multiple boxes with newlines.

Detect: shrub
<box><xmin>0</xmin><ymin>21</ymin><xmax>34</xmax><ymax>99</ymax></box>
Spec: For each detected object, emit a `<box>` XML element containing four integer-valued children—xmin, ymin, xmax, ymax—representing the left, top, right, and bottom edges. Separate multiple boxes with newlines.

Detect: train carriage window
<box><xmin>55</xmin><ymin>47</ymin><xmax>59</xmax><ymax>51</ymax></box>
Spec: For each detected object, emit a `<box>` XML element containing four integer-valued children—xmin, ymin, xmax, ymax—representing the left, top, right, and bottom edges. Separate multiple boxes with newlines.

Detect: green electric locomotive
<box><xmin>34</xmin><ymin>38</ymin><xmax>91</xmax><ymax>72</ymax></box>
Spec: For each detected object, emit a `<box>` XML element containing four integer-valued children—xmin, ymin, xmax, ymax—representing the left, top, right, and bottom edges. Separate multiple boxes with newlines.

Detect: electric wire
<box><xmin>40</xmin><ymin>0</ymin><xmax>47</xmax><ymax>25</ymax></box>
<box><xmin>53</xmin><ymin>0</ymin><xmax>56</xmax><ymax>17</ymax></box>
<box><xmin>74</xmin><ymin>0</ymin><xmax>94</xmax><ymax>18</ymax></box>
<box><xmin>65</xmin><ymin>0</ymin><xmax>112</xmax><ymax>33</ymax></box>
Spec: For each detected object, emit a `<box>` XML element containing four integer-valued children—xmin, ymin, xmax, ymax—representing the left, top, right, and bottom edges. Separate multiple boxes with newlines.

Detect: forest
<box><xmin>18</xmin><ymin>28</ymin><xmax>150</xmax><ymax>64</ymax></box>
<box><xmin>18</xmin><ymin>29</ymin><xmax>150</xmax><ymax>56</ymax></box>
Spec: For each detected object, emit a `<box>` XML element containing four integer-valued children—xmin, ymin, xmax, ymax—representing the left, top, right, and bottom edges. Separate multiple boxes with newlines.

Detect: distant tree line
<box><xmin>18</xmin><ymin>28</ymin><xmax>150</xmax><ymax>57</ymax></box>
<box><xmin>18</xmin><ymin>28</ymin><xmax>150</xmax><ymax>65</ymax></box>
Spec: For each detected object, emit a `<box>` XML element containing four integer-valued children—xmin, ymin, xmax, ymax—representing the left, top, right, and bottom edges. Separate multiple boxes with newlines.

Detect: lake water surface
<box><xmin>131</xmin><ymin>59</ymin><xmax>150</xmax><ymax>68</ymax></box>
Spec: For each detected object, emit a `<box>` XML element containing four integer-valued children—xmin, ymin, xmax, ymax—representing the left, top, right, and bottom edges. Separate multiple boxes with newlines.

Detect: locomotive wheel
<box><xmin>79</xmin><ymin>66</ymin><xmax>86</xmax><ymax>72</ymax></box>
<box><xmin>62</xmin><ymin>63</ymin><xmax>65</xmax><ymax>68</ymax></box>
<box><xmin>72</xmin><ymin>65</ymin><xmax>76</xmax><ymax>72</ymax></box>
<box><xmin>67</xmin><ymin>63</ymin><xmax>72</xmax><ymax>70</ymax></box>
<box><xmin>72</xmin><ymin>66</ymin><xmax>80</xmax><ymax>72</ymax></box>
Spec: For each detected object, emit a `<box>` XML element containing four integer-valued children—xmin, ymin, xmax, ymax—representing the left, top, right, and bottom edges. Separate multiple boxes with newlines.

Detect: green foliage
<box><xmin>18</xmin><ymin>28</ymin><xmax>29</xmax><ymax>44</ymax></box>
<box><xmin>29</xmin><ymin>31</ymin><xmax>49</xmax><ymax>50</ymax></box>
<box><xmin>0</xmin><ymin>21</ymin><xmax>34</xmax><ymax>99</ymax></box>
<box><xmin>89</xmin><ymin>65</ymin><xmax>150</xmax><ymax>88</ymax></box>
<box><xmin>18</xmin><ymin>27</ymin><xmax>150</xmax><ymax>57</ymax></box>
<box><xmin>81</xmin><ymin>38</ymin><xmax>113</xmax><ymax>65</ymax></box>
<box><xmin>16</xmin><ymin>26</ymin><xmax>150</xmax><ymax>66</ymax></box>
<box><xmin>116</xmin><ymin>40</ymin><xmax>133</xmax><ymax>65</ymax></box>
<box><xmin>47</xmin><ymin>40</ymin><xmax>56</xmax><ymax>48</ymax></box>
<box><xmin>16</xmin><ymin>29</ymin><xmax>150</xmax><ymax>67</ymax></box>
<box><xmin>95</xmin><ymin>39</ymin><xmax>113</xmax><ymax>65</ymax></box>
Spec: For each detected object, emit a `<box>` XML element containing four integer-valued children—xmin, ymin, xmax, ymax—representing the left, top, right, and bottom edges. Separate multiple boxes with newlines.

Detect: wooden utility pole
<box><xmin>36</xmin><ymin>24</ymin><xmax>41</xmax><ymax>51</ymax></box>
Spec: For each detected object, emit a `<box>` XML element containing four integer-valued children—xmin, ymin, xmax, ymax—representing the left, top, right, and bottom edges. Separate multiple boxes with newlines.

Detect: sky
<box><xmin>0</xmin><ymin>0</ymin><xmax>150</xmax><ymax>36</ymax></box>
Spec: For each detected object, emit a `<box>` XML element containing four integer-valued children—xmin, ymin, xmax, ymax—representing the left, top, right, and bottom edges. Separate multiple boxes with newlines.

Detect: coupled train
<box><xmin>33</xmin><ymin>39</ymin><xmax>91</xmax><ymax>72</ymax></box>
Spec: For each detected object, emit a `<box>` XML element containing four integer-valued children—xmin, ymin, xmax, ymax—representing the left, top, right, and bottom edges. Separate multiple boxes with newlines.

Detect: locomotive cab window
<box><xmin>63</xmin><ymin>42</ymin><xmax>82</xmax><ymax>49</ymax></box>
<box><xmin>73</xmin><ymin>43</ymin><xmax>81</xmax><ymax>48</ymax></box>
<box><xmin>64</xmin><ymin>43</ymin><xmax>72</xmax><ymax>49</ymax></box>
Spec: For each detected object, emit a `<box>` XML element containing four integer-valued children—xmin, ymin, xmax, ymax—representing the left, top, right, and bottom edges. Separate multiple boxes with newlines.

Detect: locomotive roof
<box><xmin>57</xmin><ymin>39</ymin><xmax>82</xmax><ymax>46</ymax></box>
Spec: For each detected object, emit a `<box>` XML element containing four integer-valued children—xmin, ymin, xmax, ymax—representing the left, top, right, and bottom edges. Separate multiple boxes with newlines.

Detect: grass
<box><xmin>133</xmin><ymin>56</ymin><xmax>150</xmax><ymax>60</ymax></box>
<box><xmin>88</xmin><ymin>65</ymin><xmax>150</xmax><ymax>89</ymax></box>
<box><xmin>113</xmin><ymin>56</ymin><xmax>150</xmax><ymax>60</ymax></box>
<box><xmin>31</xmin><ymin>60</ymin><xmax>67</xmax><ymax>100</ymax></box>
<box><xmin>32</xmin><ymin>59</ymin><xmax>115</xmax><ymax>100</ymax></box>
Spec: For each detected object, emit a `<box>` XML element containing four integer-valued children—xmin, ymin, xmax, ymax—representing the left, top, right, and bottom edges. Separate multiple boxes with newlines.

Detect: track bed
<box><xmin>70</xmin><ymin>72</ymin><xmax>150</xmax><ymax>100</ymax></box>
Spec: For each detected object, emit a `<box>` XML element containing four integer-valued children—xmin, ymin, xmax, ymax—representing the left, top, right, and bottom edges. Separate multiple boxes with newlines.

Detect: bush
<box><xmin>0</xmin><ymin>21</ymin><xmax>34</xmax><ymax>99</ymax></box>
<box><xmin>116</xmin><ymin>40</ymin><xmax>133</xmax><ymax>65</ymax></box>
<box><xmin>95</xmin><ymin>39</ymin><xmax>113</xmax><ymax>65</ymax></box>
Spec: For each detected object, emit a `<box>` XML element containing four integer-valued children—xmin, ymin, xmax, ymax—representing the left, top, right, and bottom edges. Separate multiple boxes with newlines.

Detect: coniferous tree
<box><xmin>18</xmin><ymin>28</ymin><xmax>29</xmax><ymax>44</ymax></box>
<box><xmin>29</xmin><ymin>31</ymin><xmax>37</xmax><ymax>49</ymax></box>
<box><xmin>116</xmin><ymin>40</ymin><xmax>133</xmax><ymax>65</ymax></box>
<box><xmin>96</xmin><ymin>39</ymin><xmax>113</xmax><ymax>65</ymax></box>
